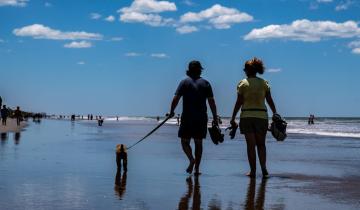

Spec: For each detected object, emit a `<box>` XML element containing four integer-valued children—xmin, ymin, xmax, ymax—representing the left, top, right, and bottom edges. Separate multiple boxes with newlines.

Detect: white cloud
<box><xmin>180</xmin><ymin>4</ymin><xmax>253</xmax><ymax>29</ymax></box>
<box><xmin>244</xmin><ymin>19</ymin><xmax>360</xmax><ymax>42</ymax></box>
<box><xmin>105</xmin><ymin>15</ymin><xmax>115</xmax><ymax>22</ymax></box>
<box><xmin>13</xmin><ymin>24</ymin><xmax>103</xmax><ymax>40</ymax></box>
<box><xmin>151</xmin><ymin>53</ymin><xmax>168</xmax><ymax>58</ymax></box>
<box><xmin>348</xmin><ymin>40</ymin><xmax>360</xmax><ymax>54</ymax></box>
<box><xmin>110</xmin><ymin>37</ymin><xmax>123</xmax><ymax>41</ymax></box>
<box><xmin>120</xmin><ymin>0</ymin><xmax>176</xmax><ymax>13</ymax></box>
<box><xmin>267</xmin><ymin>68</ymin><xmax>282</xmax><ymax>73</ymax></box>
<box><xmin>317</xmin><ymin>0</ymin><xmax>333</xmax><ymax>3</ymax></box>
<box><xmin>64</xmin><ymin>41</ymin><xmax>92</xmax><ymax>48</ymax></box>
<box><xmin>0</xmin><ymin>39</ymin><xmax>4</xmax><ymax>43</ymax></box>
<box><xmin>118</xmin><ymin>0</ymin><xmax>176</xmax><ymax>27</ymax></box>
<box><xmin>176</xmin><ymin>25</ymin><xmax>198</xmax><ymax>34</ymax></box>
<box><xmin>77</xmin><ymin>61</ymin><xmax>85</xmax><ymax>65</ymax></box>
<box><xmin>182</xmin><ymin>0</ymin><xmax>195</xmax><ymax>6</ymax></box>
<box><xmin>0</xmin><ymin>0</ymin><xmax>28</xmax><ymax>7</ymax></box>
<box><xmin>44</xmin><ymin>2</ymin><xmax>51</xmax><ymax>7</ymax></box>
<box><xmin>335</xmin><ymin>0</ymin><xmax>354</xmax><ymax>11</ymax></box>
<box><xmin>125</xmin><ymin>52</ymin><xmax>141</xmax><ymax>57</ymax></box>
<box><xmin>120</xmin><ymin>12</ymin><xmax>175</xmax><ymax>27</ymax></box>
<box><xmin>90</xmin><ymin>13</ymin><xmax>102</xmax><ymax>20</ymax></box>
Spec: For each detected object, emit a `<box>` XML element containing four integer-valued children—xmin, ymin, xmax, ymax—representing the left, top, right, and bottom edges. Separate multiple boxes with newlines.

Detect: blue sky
<box><xmin>0</xmin><ymin>0</ymin><xmax>359</xmax><ymax>117</ymax></box>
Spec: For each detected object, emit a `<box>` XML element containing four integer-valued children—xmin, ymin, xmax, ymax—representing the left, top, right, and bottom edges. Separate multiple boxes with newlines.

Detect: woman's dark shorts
<box><xmin>240</xmin><ymin>117</ymin><xmax>269</xmax><ymax>135</ymax></box>
<box><xmin>178</xmin><ymin>117</ymin><xmax>208</xmax><ymax>139</ymax></box>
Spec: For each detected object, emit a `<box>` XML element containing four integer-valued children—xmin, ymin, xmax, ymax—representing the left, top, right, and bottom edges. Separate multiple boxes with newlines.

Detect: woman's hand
<box><xmin>230</xmin><ymin>118</ymin><xmax>238</xmax><ymax>128</ymax></box>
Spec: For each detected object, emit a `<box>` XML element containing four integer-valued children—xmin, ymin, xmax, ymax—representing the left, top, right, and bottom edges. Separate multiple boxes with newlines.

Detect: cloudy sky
<box><xmin>0</xmin><ymin>0</ymin><xmax>359</xmax><ymax>117</ymax></box>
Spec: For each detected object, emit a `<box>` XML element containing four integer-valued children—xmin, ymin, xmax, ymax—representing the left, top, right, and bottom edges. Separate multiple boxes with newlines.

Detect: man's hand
<box><xmin>230</xmin><ymin>118</ymin><xmax>238</xmax><ymax>128</ymax></box>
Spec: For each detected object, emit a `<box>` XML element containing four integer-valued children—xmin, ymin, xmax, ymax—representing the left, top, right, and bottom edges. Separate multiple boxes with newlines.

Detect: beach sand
<box><xmin>0</xmin><ymin>119</ymin><xmax>359</xmax><ymax>210</ymax></box>
<box><xmin>0</xmin><ymin>118</ymin><xmax>27</xmax><ymax>133</ymax></box>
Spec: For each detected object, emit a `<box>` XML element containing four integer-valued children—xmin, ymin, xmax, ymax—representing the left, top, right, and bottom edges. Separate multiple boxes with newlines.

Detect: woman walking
<box><xmin>230</xmin><ymin>58</ymin><xmax>277</xmax><ymax>178</ymax></box>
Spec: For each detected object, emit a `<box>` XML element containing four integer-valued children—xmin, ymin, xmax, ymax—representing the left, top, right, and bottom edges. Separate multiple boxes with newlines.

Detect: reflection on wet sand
<box><xmin>178</xmin><ymin>176</ymin><xmax>201</xmax><ymax>210</ymax></box>
<box><xmin>244</xmin><ymin>178</ymin><xmax>267</xmax><ymax>210</ymax></box>
<box><xmin>14</xmin><ymin>132</ymin><xmax>21</xmax><ymax>145</ymax></box>
<box><xmin>114</xmin><ymin>169</ymin><xmax>127</xmax><ymax>200</ymax></box>
<box><xmin>1</xmin><ymin>132</ymin><xmax>8</xmax><ymax>146</ymax></box>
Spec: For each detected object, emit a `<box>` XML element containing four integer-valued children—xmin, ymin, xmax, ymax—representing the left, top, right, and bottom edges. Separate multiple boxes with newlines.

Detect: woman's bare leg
<box><xmin>245</xmin><ymin>133</ymin><xmax>257</xmax><ymax>177</ymax></box>
<box><xmin>255</xmin><ymin>133</ymin><xmax>268</xmax><ymax>176</ymax></box>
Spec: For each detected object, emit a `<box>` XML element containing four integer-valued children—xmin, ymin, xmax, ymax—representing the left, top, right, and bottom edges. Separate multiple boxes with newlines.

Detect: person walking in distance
<box><xmin>168</xmin><ymin>60</ymin><xmax>219</xmax><ymax>176</ymax></box>
<box><xmin>1</xmin><ymin>105</ymin><xmax>8</xmax><ymax>126</ymax></box>
<box><xmin>14</xmin><ymin>106</ymin><xmax>22</xmax><ymax>126</ymax></box>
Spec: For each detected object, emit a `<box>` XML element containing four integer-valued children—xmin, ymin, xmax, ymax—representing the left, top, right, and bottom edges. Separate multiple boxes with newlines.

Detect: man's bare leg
<box><xmin>194</xmin><ymin>138</ymin><xmax>203</xmax><ymax>175</ymax></box>
<box><xmin>181</xmin><ymin>138</ymin><xmax>195</xmax><ymax>174</ymax></box>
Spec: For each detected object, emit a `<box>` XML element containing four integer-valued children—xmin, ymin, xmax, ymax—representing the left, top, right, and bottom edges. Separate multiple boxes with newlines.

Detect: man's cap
<box><xmin>188</xmin><ymin>60</ymin><xmax>204</xmax><ymax>70</ymax></box>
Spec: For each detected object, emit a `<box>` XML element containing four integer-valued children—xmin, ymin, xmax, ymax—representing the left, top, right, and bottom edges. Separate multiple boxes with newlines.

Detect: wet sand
<box><xmin>0</xmin><ymin>118</ymin><xmax>27</xmax><ymax>133</ymax></box>
<box><xmin>0</xmin><ymin>119</ymin><xmax>359</xmax><ymax>210</ymax></box>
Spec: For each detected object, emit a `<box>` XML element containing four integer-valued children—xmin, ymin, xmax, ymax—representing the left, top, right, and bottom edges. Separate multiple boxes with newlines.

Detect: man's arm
<box><xmin>230</xmin><ymin>94</ymin><xmax>244</xmax><ymax>126</ymax></box>
<box><xmin>265</xmin><ymin>91</ymin><xmax>277</xmax><ymax>114</ymax></box>
<box><xmin>208</xmin><ymin>97</ymin><xmax>218</xmax><ymax>124</ymax></box>
<box><xmin>169</xmin><ymin>95</ymin><xmax>181</xmax><ymax>118</ymax></box>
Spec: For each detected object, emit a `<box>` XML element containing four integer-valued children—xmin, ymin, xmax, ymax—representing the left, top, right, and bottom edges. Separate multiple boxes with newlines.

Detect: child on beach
<box><xmin>116</xmin><ymin>144</ymin><xmax>127</xmax><ymax>172</ymax></box>
<box><xmin>14</xmin><ymin>106</ymin><xmax>22</xmax><ymax>126</ymax></box>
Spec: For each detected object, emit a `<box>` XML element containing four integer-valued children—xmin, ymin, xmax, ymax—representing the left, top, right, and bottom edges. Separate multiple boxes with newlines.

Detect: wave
<box><xmin>287</xmin><ymin>129</ymin><xmax>360</xmax><ymax>138</ymax></box>
<box><xmin>104</xmin><ymin>116</ymin><xmax>154</xmax><ymax>121</ymax></box>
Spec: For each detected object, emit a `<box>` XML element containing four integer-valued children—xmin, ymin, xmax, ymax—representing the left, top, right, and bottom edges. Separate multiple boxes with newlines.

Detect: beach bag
<box><xmin>208</xmin><ymin>121</ymin><xmax>224</xmax><ymax>145</ymax></box>
<box><xmin>270</xmin><ymin>114</ymin><xmax>287</xmax><ymax>141</ymax></box>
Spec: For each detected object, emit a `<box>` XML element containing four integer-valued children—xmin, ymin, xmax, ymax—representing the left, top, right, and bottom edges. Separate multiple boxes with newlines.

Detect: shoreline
<box><xmin>0</xmin><ymin>118</ymin><xmax>28</xmax><ymax>133</ymax></box>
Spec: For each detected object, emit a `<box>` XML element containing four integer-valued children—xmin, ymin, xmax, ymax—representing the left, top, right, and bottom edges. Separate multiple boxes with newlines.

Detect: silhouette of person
<box><xmin>230</xmin><ymin>58</ymin><xmax>277</xmax><ymax>178</ymax></box>
<box><xmin>114</xmin><ymin>169</ymin><xmax>127</xmax><ymax>200</ymax></box>
<box><xmin>117</xmin><ymin>116</ymin><xmax>119</xmax><ymax>121</ymax></box>
<box><xmin>0</xmin><ymin>96</ymin><xmax>2</xmax><ymax>120</ymax></box>
<box><xmin>169</xmin><ymin>60</ymin><xmax>219</xmax><ymax>175</ymax></box>
<box><xmin>14</xmin><ymin>106</ymin><xmax>22</xmax><ymax>126</ymax></box>
<box><xmin>90</xmin><ymin>114</ymin><xmax>93</xmax><ymax>120</ymax></box>
<box><xmin>244</xmin><ymin>178</ymin><xmax>267</xmax><ymax>210</ymax></box>
<box><xmin>178</xmin><ymin>176</ymin><xmax>201</xmax><ymax>210</ymax></box>
<box><xmin>1</xmin><ymin>105</ymin><xmax>8</xmax><ymax>126</ymax></box>
<box><xmin>1</xmin><ymin>133</ymin><xmax>7</xmax><ymax>141</ymax></box>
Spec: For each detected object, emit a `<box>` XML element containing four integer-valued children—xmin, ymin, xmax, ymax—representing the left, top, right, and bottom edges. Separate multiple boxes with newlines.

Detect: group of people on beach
<box><xmin>168</xmin><ymin>58</ymin><xmax>277</xmax><ymax>178</ymax></box>
<box><xmin>0</xmin><ymin>97</ymin><xmax>23</xmax><ymax>127</ymax></box>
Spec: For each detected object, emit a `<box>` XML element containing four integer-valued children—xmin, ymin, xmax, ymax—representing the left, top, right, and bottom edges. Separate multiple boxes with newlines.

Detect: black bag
<box><xmin>270</xmin><ymin>114</ymin><xmax>287</xmax><ymax>141</ymax></box>
<box><xmin>208</xmin><ymin>121</ymin><xmax>224</xmax><ymax>145</ymax></box>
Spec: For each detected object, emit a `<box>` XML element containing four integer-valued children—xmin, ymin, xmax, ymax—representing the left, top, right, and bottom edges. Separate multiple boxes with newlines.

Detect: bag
<box><xmin>270</xmin><ymin>114</ymin><xmax>287</xmax><ymax>141</ymax></box>
<box><xmin>208</xmin><ymin>121</ymin><xmax>224</xmax><ymax>145</ymax></box>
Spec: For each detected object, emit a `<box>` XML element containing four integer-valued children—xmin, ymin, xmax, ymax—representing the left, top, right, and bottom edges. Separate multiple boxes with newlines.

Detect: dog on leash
<box><xmin>116</xmin><ymin>144</ymin><xmax>128</xmax><ymax>172</ymax></box>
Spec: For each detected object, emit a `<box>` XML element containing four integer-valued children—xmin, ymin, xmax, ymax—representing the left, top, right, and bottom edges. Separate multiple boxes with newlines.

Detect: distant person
<box><xmin>14</xmin><ymin>106</ymin><xmax>22</xmax><ymax>126</ymax></box>
<box><xmin>157</xmin><ymin>116</ymin><xmax>160</xmax><ymax>122</ymax></box>
<box><xmin>0</xmin><ymin>96</ymin><xmax>2</xmax><ymax>120</ymax></box>
<box><xmin>230</xmin><ymin>58</ymin><xmax>277</xmax><ymax>178</ymax></box>
<box><xmin>117</xmin><ymin>116</ymin><xmax>119</xmax><ymax>121</ymax></box>
<box><xmin>90</xmin><ymin>114</ymin><xmax>93</xmax><ymax>120</ymax></box>
<box><xmin>1</xmin><ymin>105</ymin><xmax>8</xmax><ymax>126</ymax></box>
<box><xmin>217</xmin><ymin>115</ymin><xmax>222</xmax><ymax>125</ymax></box>
<box><xmin>308</xmin><ymin>114</ymin><xmax>315</xmax><ymax>125</ymax></box>
<box><xmin>98</xmin><ymin>116</ymin><xmax>104</xmax><ymax>126</ymax></box>
<box><xmin>168</xmin><ymin>60</ymin><xmax>219</xmax><ymax>175</ymax></box>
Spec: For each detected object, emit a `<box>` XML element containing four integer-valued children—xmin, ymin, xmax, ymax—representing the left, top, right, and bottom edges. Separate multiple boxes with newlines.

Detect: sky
<box><xmin>0</xmin><ymin>0</ymin><xmax>360</xmax><ymax>117</ymax></box>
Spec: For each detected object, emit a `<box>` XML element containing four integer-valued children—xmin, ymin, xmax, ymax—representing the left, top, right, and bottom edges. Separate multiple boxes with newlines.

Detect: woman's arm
<box><xmin>230</xmin><ymin>94</ymin><xmax>243</xmax><ymax>125</ymax></box>
<box><xmin>265</xmin><ymin>91</ymin><xmax>277</xmax><ymax>114</ymax></box>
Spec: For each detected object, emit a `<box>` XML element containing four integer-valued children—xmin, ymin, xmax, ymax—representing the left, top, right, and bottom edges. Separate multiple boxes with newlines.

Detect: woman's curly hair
<box><xmin>244</xmin><ymin>57</ymin><xmax>265</xmax><ymax>75</ymax></box>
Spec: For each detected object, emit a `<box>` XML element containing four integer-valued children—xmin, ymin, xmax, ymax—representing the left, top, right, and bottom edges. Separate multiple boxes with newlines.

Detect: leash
<box><xmin>127</xmin><ymin>116</ymin><xmax>172</xmax><ymax>150</ymax></box>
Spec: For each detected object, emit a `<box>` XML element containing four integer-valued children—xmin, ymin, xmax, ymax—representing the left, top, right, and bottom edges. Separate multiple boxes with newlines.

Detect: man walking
<box><xmin>14</xmin><ymin>106</ymin><xmax>22</xmax><ymax>126</ymax></box>
<box><xmin>169</xmin><ymin>60</ymin><xmax>219</xmax><ymax>176</ymax></box>
<box><xmin>1</xmin><ymin>105</ymin><xmax>8</xmax><ymax>126</ymax></box>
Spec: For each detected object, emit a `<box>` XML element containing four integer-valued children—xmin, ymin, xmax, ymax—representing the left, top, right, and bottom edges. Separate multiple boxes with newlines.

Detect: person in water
<box><xmin>1</xmin><ymin>105</ymin><xmax>8</xmax><ymax>126</ymax></box>
<box><xmin>230</xmin><ymin>57</ymin><xmax>277</xmax><ymax>178</ymax></box>
<box><xmin>169</xmin><ymin>60</ymin><xmax>219</xmax><ymax>175</ymax></box>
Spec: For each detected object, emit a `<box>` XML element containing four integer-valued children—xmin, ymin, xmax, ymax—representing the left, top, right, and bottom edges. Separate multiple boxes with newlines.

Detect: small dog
<box><xmin>116</xmin><ymin>144</ymin><xmax>127</xmax><ymax>172</ymax></box>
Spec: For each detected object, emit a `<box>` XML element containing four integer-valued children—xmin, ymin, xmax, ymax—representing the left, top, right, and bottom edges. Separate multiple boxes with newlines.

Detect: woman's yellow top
<box><xmin>237</xmin><ymin>77</ymin><xmax>270</xmax><ymax>120</ymax></box>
